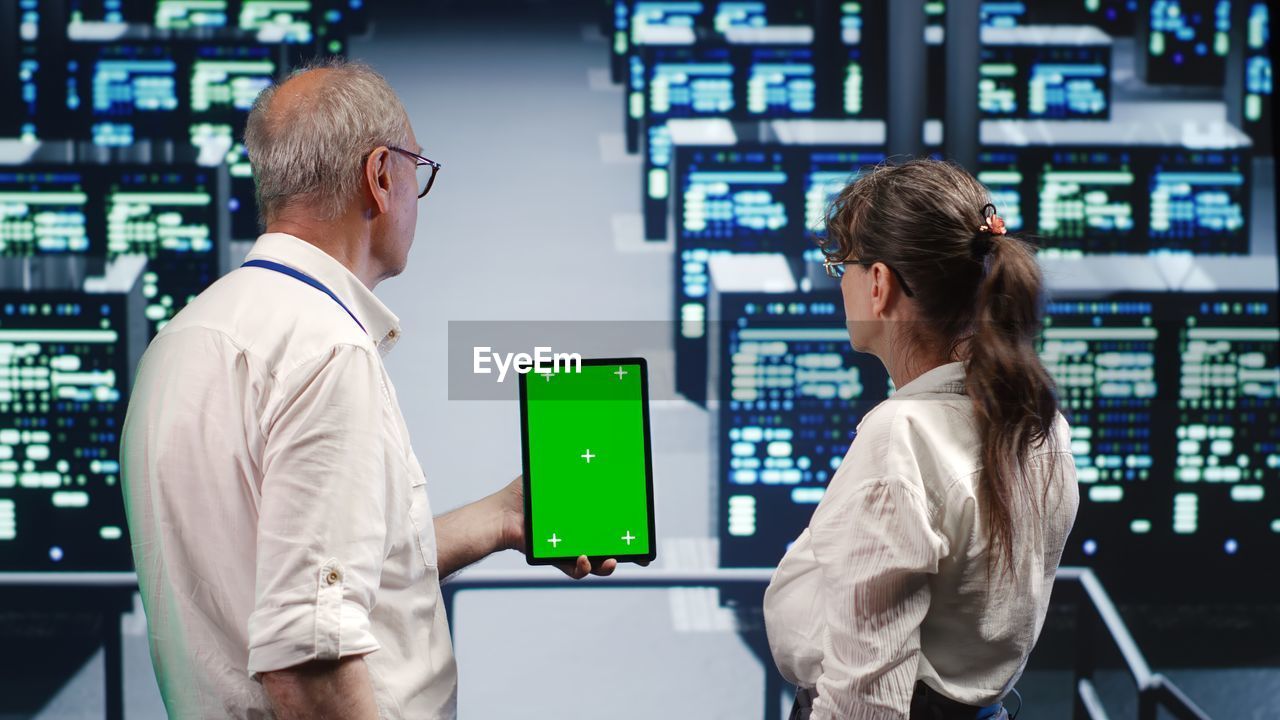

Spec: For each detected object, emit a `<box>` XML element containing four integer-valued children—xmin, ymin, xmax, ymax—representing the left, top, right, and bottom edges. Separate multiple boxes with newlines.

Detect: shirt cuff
<box><xmin>246</xmin><ymin>558</ymin><xmax>381</xmax><ymax>676</ymax></box>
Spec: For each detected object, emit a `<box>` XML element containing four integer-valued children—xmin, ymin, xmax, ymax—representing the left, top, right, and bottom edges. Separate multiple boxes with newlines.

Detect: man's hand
<box><xmin>434</xmin><ymin>476</ymin><xmax>625</xmax><ymax>578</ymax></box>
<box><xmin>493</xmin><ymin>476</ymin><xmax>619</xmax><ymax>579</ymax></box>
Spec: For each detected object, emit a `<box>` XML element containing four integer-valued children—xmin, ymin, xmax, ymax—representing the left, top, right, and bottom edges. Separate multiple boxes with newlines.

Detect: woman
<box><xmin>763</xmin><ymin>159</ymin><xmax>1079</xmax><ymax>720</ymax></box>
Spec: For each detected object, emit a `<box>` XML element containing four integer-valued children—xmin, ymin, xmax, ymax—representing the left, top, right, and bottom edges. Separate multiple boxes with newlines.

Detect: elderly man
<box><xmin>120</xmin><ymin>60</ymin><xmax>612</xmax><ymax>719</ymax></box>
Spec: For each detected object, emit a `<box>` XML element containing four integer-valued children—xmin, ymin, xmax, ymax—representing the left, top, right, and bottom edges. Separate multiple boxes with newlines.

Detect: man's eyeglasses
<box><xmin>822</xmin><ymin>257</ymin><xmax>915</xmax><ymax>297</ymax></box>
<box><xmin>388</xmin><ymin>146</ymin><xmax>442</xmax><ymax>199</ymax></box>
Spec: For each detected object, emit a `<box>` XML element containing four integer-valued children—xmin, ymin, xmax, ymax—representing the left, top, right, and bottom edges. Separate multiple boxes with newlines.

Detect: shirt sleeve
<box><xmin>763</xmin><ymin>529</ymin><xmax>826</xmax><ymax>687</ymax></box>
<box><xmin>246</xmin><ymin>344</ymin><xmax>393</xmax><ymax>676</ymax></box>
<box><xmin>807</xmin><ymin>477</ymin><xmax>947</xmax><ymax>720</ymax></box>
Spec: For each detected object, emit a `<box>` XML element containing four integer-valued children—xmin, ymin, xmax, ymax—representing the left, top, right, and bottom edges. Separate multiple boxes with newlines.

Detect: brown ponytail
<box><xmin>821</xmin><ymin>159</ymin><xmax>1061</xmax><ymax>577</ymax></box>
<box><xmin>966</xmin><ymin>233</ymin><xmax>1060</xmax><ymax>576</ymax></box>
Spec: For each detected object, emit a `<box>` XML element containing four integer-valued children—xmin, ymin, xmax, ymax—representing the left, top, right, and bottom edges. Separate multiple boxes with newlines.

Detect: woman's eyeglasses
<box><xmin>822</xmin><ymin>258</ymin><xmax>915</xmax><ymax>297</ymax></box>
<box><xmin>387</xmin><ymin>146</ymin><xmax>442</xmax><ymax>199</ymax></box>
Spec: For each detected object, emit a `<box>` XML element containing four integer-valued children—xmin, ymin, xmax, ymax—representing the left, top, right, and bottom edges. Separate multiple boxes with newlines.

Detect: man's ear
<box><xmin>364</xmin><ymin>146</ymin><xmax>393</xmax><ymax>215</ymax></box>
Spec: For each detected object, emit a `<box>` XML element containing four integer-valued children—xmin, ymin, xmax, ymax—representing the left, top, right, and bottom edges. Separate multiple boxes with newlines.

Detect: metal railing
<box><xmin>0</xmin><ymin>565</ymin><xmax>1215</xmax><ymax>719</ymax></box>
<box><xmin>439</xmin><ymin>567</ymin><xmax>791</xmax><ymax>719</ymax></box>
<box><xmin>1051</xmin><ymin>568</ymin><xmax>1211</xmax><ymax>720</ymax></box>
<box><xmin>443</xmin><ymin>566</ymin><xmax>1215</xmax><ymax>720</ymax></box>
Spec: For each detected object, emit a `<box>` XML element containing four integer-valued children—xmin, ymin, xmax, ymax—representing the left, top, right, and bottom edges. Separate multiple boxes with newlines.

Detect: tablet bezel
<box><xmin>518</xmin><ymin>356</ymin><xmax>658</xmax><ymax>566</ymax></box>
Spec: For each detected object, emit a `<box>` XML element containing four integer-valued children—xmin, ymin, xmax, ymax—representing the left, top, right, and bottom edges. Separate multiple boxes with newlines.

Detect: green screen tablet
<box><xmin>519</xmin><ymin>357</ymin><xmax>656</xmax><ymax>565</ymax></box>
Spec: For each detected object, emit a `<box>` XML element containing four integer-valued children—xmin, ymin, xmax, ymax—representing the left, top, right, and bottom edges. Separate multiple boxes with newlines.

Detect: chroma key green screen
<box><xmin>520</xmin><ymin>359</ymin><xmax>655</xmax><ymax>563</ymax></box>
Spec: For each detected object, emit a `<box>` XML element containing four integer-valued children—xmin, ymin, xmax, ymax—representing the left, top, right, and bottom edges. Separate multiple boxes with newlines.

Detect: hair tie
<box><xmin>978</xmin><ymin>203</ymin><xmax>1007</xmax><ymax>236</ymax></box>
<box><xmin>973</xmin><ymin>203</ymin><xmax>1006</xmax><ymax>261</ymax></box>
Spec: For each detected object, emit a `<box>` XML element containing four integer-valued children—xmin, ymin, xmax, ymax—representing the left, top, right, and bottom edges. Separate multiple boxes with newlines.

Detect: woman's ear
<box><xmin>869</xmin><ymin>262</ymin><xmax>892</xmax><ymax>318</ymax></box>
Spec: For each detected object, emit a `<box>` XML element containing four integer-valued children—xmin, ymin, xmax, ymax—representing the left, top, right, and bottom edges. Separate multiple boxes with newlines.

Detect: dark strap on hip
<box><xmin>910</xmin><ymin>681</ymin><xmax>1002</xmax><ymax>720</ymax></box>
<box><xmin>791</xmin><ymin>683</ymin><xmax>1001</xmax><ymax>720</ymax></box>
<box><xmin>241</xmin><ymin>259</ymin><xmax>367</xmax><ymax>335</ymax></box>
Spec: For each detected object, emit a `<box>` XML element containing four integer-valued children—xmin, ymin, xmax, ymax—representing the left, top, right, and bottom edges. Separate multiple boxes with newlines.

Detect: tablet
<box><xmin>519</xmin><ymin>357</ymin><xmax>657</xmax><ymax>566</ymax></box>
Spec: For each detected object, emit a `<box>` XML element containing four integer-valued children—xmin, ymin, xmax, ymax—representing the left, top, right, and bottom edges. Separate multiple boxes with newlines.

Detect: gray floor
<box><xmin>16</xmin><ymin>5</ymin><xmax>1280</xmax><ymax>719</ymax></box>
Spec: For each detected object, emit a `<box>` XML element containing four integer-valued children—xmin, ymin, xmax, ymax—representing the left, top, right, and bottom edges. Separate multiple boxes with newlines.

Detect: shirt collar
<box><xmin>892</xmin><ymin>361</ymin><xmax>968</xmax><ymax>398</ymax></box>
<box><xmin>244</xmin><ymin>232</ymin><xmax>403</xmax><ymax>355</ymax></box>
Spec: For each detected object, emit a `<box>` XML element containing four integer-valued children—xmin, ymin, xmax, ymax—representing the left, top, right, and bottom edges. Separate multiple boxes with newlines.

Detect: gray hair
<box><xmin>244</xmin><ymin>58</ymin><xmax>413</xmax><ymax>225</ymax></box>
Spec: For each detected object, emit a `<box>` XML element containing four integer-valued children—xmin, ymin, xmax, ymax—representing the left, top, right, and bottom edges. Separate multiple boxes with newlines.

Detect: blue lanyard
<box><xmin>241</xmin><ymin>259</ymin><xmax>368</xmax><ymax>335</ymax></box>
<box><xmin>976</xmin><ymin>702</ymin><xmax>1004</xmax><ymax>719</ymax></box>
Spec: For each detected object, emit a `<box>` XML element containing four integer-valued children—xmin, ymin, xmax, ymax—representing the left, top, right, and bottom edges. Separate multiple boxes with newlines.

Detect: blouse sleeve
<box><xmin>764</xmin><ymin>528</ymin><xmax>826</xmax><ymax>687</ymax></box>
<box><xmin>806</xmin><ymin>476</ymin><xmax>948</xmax><ymax>719</ymax></box>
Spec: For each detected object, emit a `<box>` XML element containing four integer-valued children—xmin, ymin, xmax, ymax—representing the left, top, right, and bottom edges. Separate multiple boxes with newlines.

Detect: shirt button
<box><xmin>326</xmin><ymin>570</ymin><xmax>341</xmax><ymax>585</ymax></box>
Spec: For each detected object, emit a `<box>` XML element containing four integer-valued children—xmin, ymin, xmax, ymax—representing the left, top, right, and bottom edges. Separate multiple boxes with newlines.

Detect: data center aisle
<box><xmin>349</xmin><ymin>6</ymin><xmax>1280</xmax><ymax>719</ymax></box>
<box><xmin>27</xmin><ymin>5</ymin><xmax>759</xmax><ymax>719</ymax></box>
<box><xmin>353</xmin><ymin>4</ymin><xmax>766</xmax><ymax>719</ymax></box>
<box><xmin>25</xmin><ymin>4</ymin><xmax>1276</xmax><ymax>719</ymax></box>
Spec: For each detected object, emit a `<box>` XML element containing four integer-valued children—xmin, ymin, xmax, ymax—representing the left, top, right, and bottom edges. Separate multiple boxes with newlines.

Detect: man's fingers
<box><xmin>552</xmin><ymin>556</ymin><xmax>625</xmax><ymax>578</ymax></box>
<box><xmin>551</xmin><ymin>557</ymin><xmax>585</xmax><ymax>579</ymax></box>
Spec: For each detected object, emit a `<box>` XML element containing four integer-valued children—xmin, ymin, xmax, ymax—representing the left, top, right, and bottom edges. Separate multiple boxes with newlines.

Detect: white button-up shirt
<box><xmin>121</xmin><ymin>232</ymin><xmax>457</xmax><ymax>719</ymax></box>
<box><xmin>764</xmin><ymin>362</ymin><xmax>1078</xmax><ymax>719</ymax></box>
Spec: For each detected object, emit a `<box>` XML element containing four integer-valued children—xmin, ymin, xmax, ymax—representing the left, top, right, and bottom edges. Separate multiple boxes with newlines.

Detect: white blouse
<box><xmin>764</xmin><ymin>362</ymin><xmax>1078</xmax><ymax>719</ymax></box>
